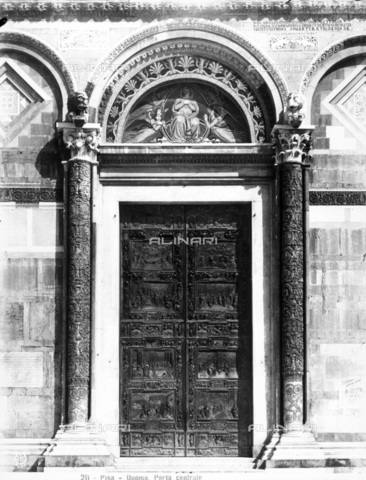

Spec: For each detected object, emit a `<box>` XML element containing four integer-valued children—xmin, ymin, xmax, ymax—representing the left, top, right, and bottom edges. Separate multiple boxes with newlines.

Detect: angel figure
<box><xmin>203</xmin><ymin>104</ymin><xmax>249</xmax><ymax>143</ymax></box>
<box><xmin>122</xmin><ymin>100</ymin><xmax>167</xmax><ymax>143</ymax></box>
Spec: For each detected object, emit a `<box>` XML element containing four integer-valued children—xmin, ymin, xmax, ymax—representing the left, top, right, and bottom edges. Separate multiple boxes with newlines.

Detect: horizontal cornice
<box><xmin>1</xmin><ymin>1</ymin><xmax>366</xmax><ymax>19</ymax></box>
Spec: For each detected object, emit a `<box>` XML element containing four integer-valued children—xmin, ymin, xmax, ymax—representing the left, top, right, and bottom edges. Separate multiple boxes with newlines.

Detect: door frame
<box><xmin>92</xmin><ymin>181</ymin><xmax>279</xmax><ymax>458</ymax></box>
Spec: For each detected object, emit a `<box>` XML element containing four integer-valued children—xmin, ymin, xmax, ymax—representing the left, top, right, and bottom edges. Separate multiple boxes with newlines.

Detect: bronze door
<box><xmin>120</xmin><ymin>204</ymin><xmax>252</xmax><ymax>457</ymax></box>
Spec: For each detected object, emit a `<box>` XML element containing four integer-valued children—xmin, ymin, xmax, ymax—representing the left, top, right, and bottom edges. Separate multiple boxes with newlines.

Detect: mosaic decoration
<box><xmin>120</xmin><ymin>83</ymin><xmax>251</xmax><ymax>144</ymax></box>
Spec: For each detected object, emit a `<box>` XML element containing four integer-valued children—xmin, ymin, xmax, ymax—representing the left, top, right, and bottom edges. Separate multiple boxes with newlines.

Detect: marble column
<box><xmin>44</xmin><ymin>120</ymin><xmax>112</xmax><ymax>470</ymax></box>
<box><xmin>272</xmin><ymin>125</ymin><xmax>313</xmax><ymax>431</ymax></box>
<box><xmin>59</xmin><ymin>121</ymin><xmax>101</xmax><ymax>427</ymax></box>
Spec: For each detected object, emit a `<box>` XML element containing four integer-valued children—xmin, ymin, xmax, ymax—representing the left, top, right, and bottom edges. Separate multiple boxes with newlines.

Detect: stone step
<box><xmin>266</xmin><ymin>458</ymin><xmax>366</xmax><ymax>468</ymax></box>
<box><xmin>109</xmin><ymin>457</ymin><xmax>261</xmax><ymax>477</ymax></box>
<box><xmin>111</xmin><ymin>457</ymin><xmax>258</xmax><ymax>472</ymax></box>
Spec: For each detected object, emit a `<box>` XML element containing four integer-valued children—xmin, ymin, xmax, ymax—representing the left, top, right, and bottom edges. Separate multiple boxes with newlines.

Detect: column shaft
<box><xmin>281</xmin><ymin>162</ymin><xmax>304</xmax><ymax>430</ymax></box>
<box><xmin>67</xmin><ymin>159</ymin><xmax>92</xmax><ymax>425</ymax></box>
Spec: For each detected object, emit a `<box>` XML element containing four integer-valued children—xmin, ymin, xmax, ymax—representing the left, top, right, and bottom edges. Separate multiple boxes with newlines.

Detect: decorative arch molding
<box><xmin>101</xmin><ymin>45</ymin><xmax>268</xmax><ymax>143</ymax></box>
<box><xmin>86</xmin><ymin>18</ymin><xmax>288</xmax><ymax>113</ymax></box>
<box><xmin>0</xmin><ymin>30</ymin><xmax>77</xmax><ymax>112</ymax></box>
<box><xmin>113</xmin><ymin>74</ymin><xmax>257</xmax><ymax>144</ymax></box>
<box><xmin>300</xmin><ymin>35</ymin><xmax>366</xmax><ymax>118</ymax></box>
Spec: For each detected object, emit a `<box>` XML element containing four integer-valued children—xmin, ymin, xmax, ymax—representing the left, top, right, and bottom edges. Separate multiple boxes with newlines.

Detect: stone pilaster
<box><xmin>272</xmin><ymin>125</ymin><xmax>313</xmax><ymax>431</ymax></box>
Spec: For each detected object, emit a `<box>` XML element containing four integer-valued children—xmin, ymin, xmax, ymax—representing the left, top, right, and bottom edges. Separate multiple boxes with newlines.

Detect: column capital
<box><xmin>271</xmin><ymin>125</ymin><xmax>314</xmax><ymax>165</ymax></box>
<box><xmin>57</xmin><ymin>122</ymin><xmax>101</xmax><ymax>163</ymax></box>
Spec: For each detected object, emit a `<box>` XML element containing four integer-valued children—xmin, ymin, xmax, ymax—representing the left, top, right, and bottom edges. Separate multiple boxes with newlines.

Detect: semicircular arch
<box><xmin>0</xmin><ymin>30</ymin><xmax>77</xmax><ymax>116</ymax></box>
<box><xmin>300</xmin><ymin>35</ymin><xmax>366</xmax><ymax>119</ymax></box>
<box><xmin>87</xmin><ymin>19</ymin><xmax>288</xmax><ymax>126</ymax></box>
<box><xmin>104</xmin><ymin>46</ymin><xmax>271</xmax><ymax>143</ymax></box>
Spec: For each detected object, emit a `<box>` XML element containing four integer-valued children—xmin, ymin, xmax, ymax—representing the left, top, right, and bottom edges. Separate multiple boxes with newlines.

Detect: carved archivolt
<box><xmin>104</xmin><ymin>52</ymin><xmax>265</xmax><ymax>143</ymax></box>
<box><xmin>86</xmin><ymin>18</ymin><xmax>288</xmax><ymax>105</ymax></box>
<box><xmin>300</xmin><ymin>35</ymin><xmax>366</xmax><ymax>95</ymax></box>
<box><xmin>0</xmin><ymin>31</ymin><xmax>76</xmax><ymax>95</ymax></box>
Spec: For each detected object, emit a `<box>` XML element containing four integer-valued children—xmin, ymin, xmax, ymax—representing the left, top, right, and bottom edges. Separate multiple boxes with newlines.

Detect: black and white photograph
<box><xmin>0</xmin><ymin>1</ymin><xmax>366</xmax><ymax>478</ymax></box>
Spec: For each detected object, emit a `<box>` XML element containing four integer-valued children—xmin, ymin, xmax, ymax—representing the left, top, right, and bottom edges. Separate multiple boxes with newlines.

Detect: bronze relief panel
<box><xmin>120</xmin><ymin>204</ymin><xmax>252</xmax><ymax>457</ymax></box>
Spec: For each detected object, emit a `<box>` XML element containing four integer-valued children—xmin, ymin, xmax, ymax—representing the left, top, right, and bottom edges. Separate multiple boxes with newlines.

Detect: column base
<box><xmin>42</xmin><ymin>426</ymin><xmax>113</xmax><ymax>470</ymax></box>
<box><xmin>263</xmin><ymin>427</ymin><xmax>326</xmax><ymax>468</ymax></box>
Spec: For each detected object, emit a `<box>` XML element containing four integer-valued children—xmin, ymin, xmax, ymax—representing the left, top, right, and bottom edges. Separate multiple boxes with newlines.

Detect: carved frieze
<box><xmin>0</xmin><ymin>187</ymin><xmax>63</xmax><ymax>203</ymax></box>
<box><xmin>309</xmin><ymin>191</ymin><xmax>366</xmax><ymax>205</ymax></box>
<box><xmin>242</xmin><ymin>18</ymin><xmax>358</xmax><ymax>32</ymax></box>
<box><xmin>268</xmin><ymin>34</ymin><xmax>318</xmax><ymax>52</ymax></box>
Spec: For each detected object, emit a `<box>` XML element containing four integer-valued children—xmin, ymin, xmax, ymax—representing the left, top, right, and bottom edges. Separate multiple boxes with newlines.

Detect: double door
<box><xmin>120</xmin><ymin>204</ymin><xmax>252</xmax><ymax>456</ymax></box>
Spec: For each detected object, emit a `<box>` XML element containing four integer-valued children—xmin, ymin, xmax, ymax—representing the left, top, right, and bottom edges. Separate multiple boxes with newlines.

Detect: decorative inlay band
<box><xmin>309</xmin><ymin>190</ymin><xmax>366</xmax><ymax>205</ymax></box>
<box><xmin>0</xmin><ymin>187</ymin><xmax>63</xmax><ymax>203</ymax></box>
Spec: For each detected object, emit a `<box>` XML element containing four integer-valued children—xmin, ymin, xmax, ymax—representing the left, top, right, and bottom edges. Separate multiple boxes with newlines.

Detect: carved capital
<box><xmin>57</xmin><ymin>123</ymin><xmax>101</xmax><ymax>162</ymax></box>
<box><xmin>272</xmin><ymin>125</ymin><xmax>314</xmax><ymax>164</ymax></box>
